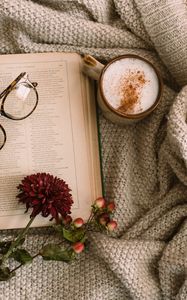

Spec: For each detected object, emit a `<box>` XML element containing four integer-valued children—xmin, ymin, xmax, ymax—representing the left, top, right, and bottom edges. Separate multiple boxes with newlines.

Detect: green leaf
<box><xmin>11</xmin><ymin>249</ymin><xmax>32</xmax><ymax>265</ymax></box>
<box><xmin>53</xmin><ymin>224</ymin><xmax>64</xmax><ymax>236</ymax></box>
<box><xmin>0</xmin><ymin>241</ymin><xmax>12</xmax><ymax>255</ymax></box>
<box><xmin>0</xmin><ymin>267</ymin><xmax>15</xmax><ymax>281</ymax></box>
<box><xmin>40</xmin><ymin>244</ymin><xmax>75</xmax><ymax>262</ymax></box>
<box><xmin>63</xmin><ymin>228</ymin><xmax>85</xmax><ymax>243</ymax></box>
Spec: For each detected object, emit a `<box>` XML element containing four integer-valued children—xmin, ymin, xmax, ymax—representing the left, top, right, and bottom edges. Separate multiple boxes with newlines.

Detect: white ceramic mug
<box><xmin>82</xmin><ymin>54</ymin><xmax>163</xmax><ymax>125</ymax></box>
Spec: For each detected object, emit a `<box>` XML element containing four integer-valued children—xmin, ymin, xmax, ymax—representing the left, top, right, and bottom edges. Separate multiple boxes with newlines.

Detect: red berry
<box><xmin>72</xmin><ymin>242</ymin><xmax>85</xmax><ymax>254</ymax></box>
<box><xmin>98</xmin><ymin>213</ymin><xmax>110</xmax><ymax>226</ymax></box>
<box><xmin>73</xmin><ymin>217</ymin><xmax>84</xmax><ymax>228</ymax></box>
<box><xmin>94</xmin><ymin>197</ymin><xmax>106</xmax><ymax>209</ymax></box>
<box><xmin>107</xmin><ymin>202</ymin><xmax>115</xmax><ymax>212</ymax></box>
<box><xmin>107</xmin><ymin>220</ymin><xmax>117</xmax><ymax>231</ymax></box>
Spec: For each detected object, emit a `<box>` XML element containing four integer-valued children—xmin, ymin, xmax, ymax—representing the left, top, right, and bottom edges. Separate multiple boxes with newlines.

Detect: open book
<box><xmin>0</xmin><ymin>52</ymin><xmax>102</xmax><ymax>229</ymax></box>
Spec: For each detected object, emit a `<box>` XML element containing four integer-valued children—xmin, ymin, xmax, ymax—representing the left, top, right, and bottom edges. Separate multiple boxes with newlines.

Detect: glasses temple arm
<box><xmin>0</xmin><ymin>72</ymin><xmax>26</xmax><ymax>99</ymax></box>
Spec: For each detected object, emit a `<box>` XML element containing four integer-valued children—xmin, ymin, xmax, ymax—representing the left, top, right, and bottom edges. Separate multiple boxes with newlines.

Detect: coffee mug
<box><xmin>82</xmin><ymin>54</ymin><xmax>163</xmax><ymax>124</ymax></box>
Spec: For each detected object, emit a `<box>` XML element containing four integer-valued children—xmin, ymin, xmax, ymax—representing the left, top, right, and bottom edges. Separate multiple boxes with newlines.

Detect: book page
<box><xmin>0</xmin><ymin>53</ymin><xmax>102</xmax><ymax>229</ymax></box>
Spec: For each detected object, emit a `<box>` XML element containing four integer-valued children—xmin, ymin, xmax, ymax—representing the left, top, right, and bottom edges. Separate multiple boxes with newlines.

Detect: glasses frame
<box><xmin>0</xmin><ymin>72</ymin><xmax>39</xmax><ymax>150</ymax></box>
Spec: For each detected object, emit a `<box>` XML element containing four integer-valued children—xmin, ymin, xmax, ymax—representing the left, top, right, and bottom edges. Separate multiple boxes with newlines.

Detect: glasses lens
<box><xmin>0</xmin><ymin>125</ymin><xmax>6</xmax><ymax>150</ymax></box>
<box><xmin>3</xmin><ymin>82</ymin><xmax>37</xmax><ymax>119</ymax></box>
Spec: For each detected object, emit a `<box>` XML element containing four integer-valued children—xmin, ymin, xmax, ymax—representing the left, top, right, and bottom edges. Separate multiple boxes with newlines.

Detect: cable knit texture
<box><xmin>0</xmin><ymin>0</ymin><xmax>187</xmax><ymax>299</ymax></box>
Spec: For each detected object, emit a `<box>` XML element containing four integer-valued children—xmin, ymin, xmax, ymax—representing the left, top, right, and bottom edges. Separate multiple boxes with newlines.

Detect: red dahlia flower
<box><xmin>17</xmin><ymin>173</ymin><xmax>73</xmax><ymax>223</ymax></box>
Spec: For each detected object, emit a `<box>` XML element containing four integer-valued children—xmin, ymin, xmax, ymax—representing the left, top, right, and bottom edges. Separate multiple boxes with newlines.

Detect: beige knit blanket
<box><xmin>0</xmin><ymin>1</ymin><xmax>187</xmax><ymax>299</ymax></box>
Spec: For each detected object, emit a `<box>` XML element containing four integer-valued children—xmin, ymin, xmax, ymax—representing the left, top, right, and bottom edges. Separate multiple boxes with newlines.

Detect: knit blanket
<box><xmin>0</xmin><ymin>1</ymin><xmax>187</xmax><ymax>299</ymax></box>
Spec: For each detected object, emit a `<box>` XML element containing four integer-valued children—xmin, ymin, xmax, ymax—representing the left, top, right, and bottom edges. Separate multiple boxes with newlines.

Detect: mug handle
<box><xmin>82</xmin><ymin>55</ymin><xmax>104</xmax><ymax>80</ymax></box>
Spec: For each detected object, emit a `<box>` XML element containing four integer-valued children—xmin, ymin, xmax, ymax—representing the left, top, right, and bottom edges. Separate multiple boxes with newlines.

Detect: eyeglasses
<box><xmin>0</xmin><ymin>72</ymin><xmax>39</xmax><ymax>150</ymax></box>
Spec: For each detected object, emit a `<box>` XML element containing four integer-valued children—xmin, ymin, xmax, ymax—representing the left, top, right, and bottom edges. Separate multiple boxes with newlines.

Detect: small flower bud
<box><xmin>73</xmin><ymin>217</ymin><xmax>84</xmax><ymax>228</ymax></box>
<box><xmin>94</xmin><ymin>197</ymin><xmax>106</xmax><ymax>209</ymax></box>
<box><xmin>72</xmin><ymin>242</ymin><xmax>85</xmax><ymax>254</ymax></box>
<box><xmin>62</xmin><ymin>215</ymin><xmax>72</xmax><ymax>225</ymax></box>
<box><xmin>107</xmin><ymin>202</ymin><xmax>116</xmax><ymax>212</ymax></box>
<box><xmin>107</xmin><ymin>220</ymin><xmax>117</xmax><ymax>231</ymax></box>
<box><xmin>98</xmin><ymin>213</ymin><xmax>110</xmax><ymax>226</ymax></box>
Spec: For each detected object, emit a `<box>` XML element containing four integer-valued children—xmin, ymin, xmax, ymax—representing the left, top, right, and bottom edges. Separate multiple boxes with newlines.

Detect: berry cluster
<box><xmin>93</xmin><ymin>197</ymin><xmax>117</xmax><ymax>231</ymax></box>
<box><xmin>63</xmin><ymin>216</ymin><xmax>85</xmax><ymax>254</ymax></box>
<box><xmin>59</xmin><ymin>197</ymin><xmax>117</xmax><ymax>255</ymax></box>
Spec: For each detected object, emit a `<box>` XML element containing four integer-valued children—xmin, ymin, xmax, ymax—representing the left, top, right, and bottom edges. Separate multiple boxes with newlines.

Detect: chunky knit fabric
<box><xmin>0</xmin><ymin>1</ymin><xmax>187</xmax><ymax>299</ymax></box>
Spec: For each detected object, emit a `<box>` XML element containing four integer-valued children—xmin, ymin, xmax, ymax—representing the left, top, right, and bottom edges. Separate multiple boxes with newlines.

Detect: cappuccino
<box><xmin>102</xmin><ymin>57</ymin><xmax>160</xmax><ymax>115</ymax></box>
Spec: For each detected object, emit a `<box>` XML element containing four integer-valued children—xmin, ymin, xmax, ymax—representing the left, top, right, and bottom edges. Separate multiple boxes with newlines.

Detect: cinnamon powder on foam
<box><xmin>117</xmin><ymin>70</ymin><xmax>148</xmax><ymax>114</ymax></box>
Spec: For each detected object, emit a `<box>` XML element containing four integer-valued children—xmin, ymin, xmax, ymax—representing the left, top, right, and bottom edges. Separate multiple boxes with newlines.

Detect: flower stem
<box><xmin>1</xmin><ymin>216</ymin><xmax>35</xmax><ymax>265</ymax></box>
<box><xmin>84</xmin><ymin>209</ymin><xmax>98</xmax><ymax>230</ymax></box>
<box><xmin>9</xmin><ymin>263</ymin><xmax>22</xmax><ymax>274</ymax></box>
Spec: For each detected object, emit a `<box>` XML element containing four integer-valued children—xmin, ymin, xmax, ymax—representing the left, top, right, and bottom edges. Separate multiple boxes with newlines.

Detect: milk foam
<box><xmin>102</xmin><ymin>58</ymin><xmax>159</xmax><ymax>114</ymax></box>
